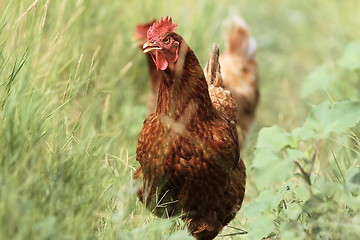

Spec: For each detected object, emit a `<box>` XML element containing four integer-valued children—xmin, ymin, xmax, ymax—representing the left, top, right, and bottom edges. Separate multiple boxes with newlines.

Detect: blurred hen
<box><xmin>219</xmin><ymin>17</ymin><xmax>259</xmax><ymax>147</ymax></box>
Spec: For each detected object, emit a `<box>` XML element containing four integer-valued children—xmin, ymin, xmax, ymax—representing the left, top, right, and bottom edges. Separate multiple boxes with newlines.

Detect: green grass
<box><xmin>0</xmin><ymin>0</ymin><xmax>359</xmax><ymax>239</ymax></box>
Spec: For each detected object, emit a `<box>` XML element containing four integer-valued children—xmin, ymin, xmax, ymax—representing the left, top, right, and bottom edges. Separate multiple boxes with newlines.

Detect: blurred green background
<box><xmin>0</xmin><ymin>0</ymin><xmax>359</xmax><ymax>239</ymax></box>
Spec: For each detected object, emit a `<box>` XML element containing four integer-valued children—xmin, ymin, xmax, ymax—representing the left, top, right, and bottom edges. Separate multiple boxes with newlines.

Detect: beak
<box><xmin>143</xmin><ymin>41</ymin><xmax>161</xmax><ymax>53</ymax></box>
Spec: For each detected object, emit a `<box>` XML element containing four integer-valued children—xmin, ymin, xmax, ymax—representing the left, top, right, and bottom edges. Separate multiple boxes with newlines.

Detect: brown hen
<box><xmin>219</xmin><ymin>17</ymin><xmax>259</xmax><ymax>147</ymax></box>
<box><xmin>135</xmin><ymin>17</ymin><xmax>246</xmax><ymax>240</ymax></box>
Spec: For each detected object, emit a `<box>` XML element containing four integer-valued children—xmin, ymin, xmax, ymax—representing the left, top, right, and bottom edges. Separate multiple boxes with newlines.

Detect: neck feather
<box><xmin>155</xmin><ymin>47</ymin><xmax>214</xmax><ymax>121</ymax></box>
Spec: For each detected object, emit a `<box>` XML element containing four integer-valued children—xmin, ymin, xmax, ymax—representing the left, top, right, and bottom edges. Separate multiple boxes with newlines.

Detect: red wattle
<box><xmin>155</xmin><ymin>51</ymin><xmax>168</xmax><ymax>70</ymax></box>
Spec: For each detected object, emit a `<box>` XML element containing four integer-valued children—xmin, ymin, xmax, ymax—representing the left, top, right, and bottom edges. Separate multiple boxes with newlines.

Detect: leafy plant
<box><xmin>244</xmin><ymin>42</ymin><xmax>360</xmax><ymax>239</ymax></box>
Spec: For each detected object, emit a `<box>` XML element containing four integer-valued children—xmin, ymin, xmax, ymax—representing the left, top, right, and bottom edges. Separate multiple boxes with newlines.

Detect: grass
<box><xmin>0</xmin><ymin>0</ymin><xmax>359</xmax><ymax>239</ymax></box>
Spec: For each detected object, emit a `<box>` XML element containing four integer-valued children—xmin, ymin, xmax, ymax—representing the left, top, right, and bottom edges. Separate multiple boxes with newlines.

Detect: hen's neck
<box><xmin>155</xmin><ymin>48</ymin><xmax>214</xmax><ymax>121</ymax></box>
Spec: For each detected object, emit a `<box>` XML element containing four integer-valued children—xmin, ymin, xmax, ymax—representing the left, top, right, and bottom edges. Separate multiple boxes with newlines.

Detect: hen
<box><xmin>133</xmin><ymin>19</ymin><xmax>162</xmax><ymax>112</ymax></box>
<box><xmin>219</xmin><ymin>17</ymin><xmax>259</xmax><ymax>147</ymax></box>
<box><xmin>134</xmin><ymin>17</ymin><xmax>246</xmax><ymax>240</ymax></box>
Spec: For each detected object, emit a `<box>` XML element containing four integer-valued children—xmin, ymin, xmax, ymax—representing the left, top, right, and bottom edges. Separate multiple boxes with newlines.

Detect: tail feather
<box><xmin>204</xmin><ymin>44</ymin><xmax>223</xmax><ymax>87</ymax></box>
<box><xmin>227</xmin><ymin>16</ymin><xmax>257</xmax><ymax>59</ymax></box>
<box><xmin>246</xmin><ymin>36</ymin><xmax>257</xmax><ymax>58</ymax></box>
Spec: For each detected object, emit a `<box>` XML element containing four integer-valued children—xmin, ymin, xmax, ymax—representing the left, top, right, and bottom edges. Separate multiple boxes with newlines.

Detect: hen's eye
<box><xmin>163</xmin><ymin>38</ymin><xmax>170</xmax><ymax>44</ymax></box>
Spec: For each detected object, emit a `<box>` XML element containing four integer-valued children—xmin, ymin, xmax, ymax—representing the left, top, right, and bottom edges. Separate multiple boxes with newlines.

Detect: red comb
<box><xmin>147</xmin><ymin>17</ymin><xmax>177</xmax><ymax>39</ymax></box>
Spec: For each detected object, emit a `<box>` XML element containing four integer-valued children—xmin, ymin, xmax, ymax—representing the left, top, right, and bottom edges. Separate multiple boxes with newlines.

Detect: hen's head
<box><xmin>143</xmin><ymin>17</ymin><xmax>182</xmax><ymax>71</ymax></box>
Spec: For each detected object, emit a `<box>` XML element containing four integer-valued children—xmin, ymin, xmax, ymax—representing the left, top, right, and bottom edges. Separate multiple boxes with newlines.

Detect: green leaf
<box><xmin>243</xmin><ymin>190</ymin><xmax>279</xmax><ymax>239</ymax></box>
<box><xmin>256</xmin><ymin>125</ymin><xmax>293</xmax><ymax>152</ymax></box>
<box><xmin>343</xmin><ymin>193</ymin><xmax>360</xmax><ymax>211</ymax></box>
<box><xmin>168</xmin><ymin>231</ymin><xmax>193</xmax><ymax>240</ymax></box>
<box><xmin>286</xmin><ymin>149</ymin><xmax>304</xmax><ymax>161</ymax></box>
<box><xmin>252</xmin><ymin>149</ymin><xmax>280</xmax><ymax>168</ymax></box>
<box><xmin>293</xmin><ymin>184</ymin><xmax>311</xmax><ymax>202</ymax></box>
<box><xmin>293</xmin><ymin>100</ymin><xmax>360</xmax><ymax>140</ymax></box>
<box><xmin>247</xmin><ymin>215</ymin><xmax>276</xmax><ymax>240</ymax></box>
<box><xmin>253</xmin><ymin>158</ymin><xmax>295</xmax><ymax>189</ymax></box>
<box><xmin>284</xmin><ymin>201</ymin><xmax>303</xmax><ymax>220</ymax></box>
<box><xmin>242</xmin><ymin>190</ymin><xmax>283</xmax><ymax>218</ymax></box>
<box><xmin>301</xmin><ymin>64</ymin><xmax>336</xmax><ymax>98</ymax></box>
<box><xmin>252</xmin><ymin>148</ymin><xmax>297</xmax><ymax>189</ymax></box>
<box><xmin>252</xmin><ymin>126</ymin><xmax>299</xmax><ymax>189</ymax></box>
<box><xmin>337</xmin><ymin>42</ymin><xmax>360</xmax><ymax>70</ymax></box>
<box><xmin>279</xmin><ymin>221</ymin><xmax>306</xmax><ymax>240</ymax></box>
